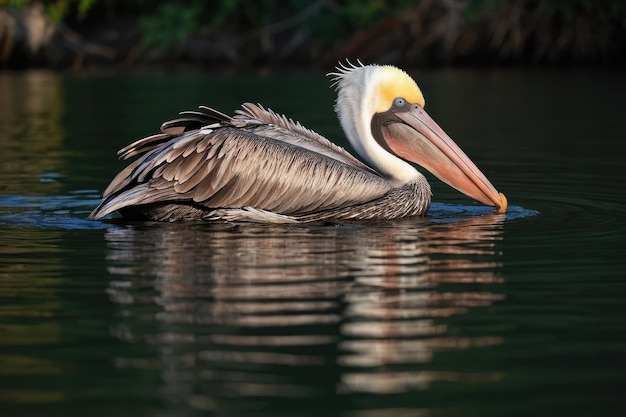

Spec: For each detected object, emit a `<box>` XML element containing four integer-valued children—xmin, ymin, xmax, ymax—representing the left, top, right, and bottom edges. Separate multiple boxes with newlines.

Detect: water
<box><xmin>1</xmin><ymin>68</ymin><xmax>625</xmax><ymax>417</ymax></box>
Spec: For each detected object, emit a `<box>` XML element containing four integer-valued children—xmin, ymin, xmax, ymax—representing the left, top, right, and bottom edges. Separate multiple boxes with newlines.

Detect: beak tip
<box><xmin>496</xmin><ymin>192</ymin><xmax>508</xmax><ymax>213</ymax></box>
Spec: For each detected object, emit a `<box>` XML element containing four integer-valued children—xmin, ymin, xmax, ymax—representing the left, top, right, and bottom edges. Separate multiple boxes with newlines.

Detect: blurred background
<box><xmin>1</xmin><ymin>0</ymin><xmax>625</xmax><ymax>71</ymax></box>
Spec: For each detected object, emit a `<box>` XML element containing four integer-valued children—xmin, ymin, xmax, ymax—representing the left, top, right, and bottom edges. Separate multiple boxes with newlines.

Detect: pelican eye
<box><xmin>394</xmin><ymin>97</ymin><xmax>406</xmax><ymax>107</ymax></box>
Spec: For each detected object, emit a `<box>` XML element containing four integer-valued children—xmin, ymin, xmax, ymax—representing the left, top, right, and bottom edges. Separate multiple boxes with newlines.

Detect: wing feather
<box><xmin>90</xmin><ymin>104</ymin><xmax>392</xmax><ymax>220</ymax></box>
<box><xmin>118</xmin><ymin>133</ymin><xmax>170</xmax><ymax>160</ymax></box>
<box><xmin>237</xmin><ymin>103</ymin><xmax>377</xmax><ymax>174</ymax></box>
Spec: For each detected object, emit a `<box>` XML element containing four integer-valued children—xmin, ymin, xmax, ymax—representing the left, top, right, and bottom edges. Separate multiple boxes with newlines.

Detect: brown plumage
<box><xmin>89</xmin><ymin>103</ymin><xmax>430</xmax><ymax>223</ymax></box>
<box><xmin>89</xmin><ymin>63</ymin><xmax>506</xmax><ymax>223</ymax></box>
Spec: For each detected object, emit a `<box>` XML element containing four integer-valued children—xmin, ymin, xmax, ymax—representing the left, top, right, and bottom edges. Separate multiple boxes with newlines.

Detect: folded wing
<box><xmin>89</xmin><ymin>105</ymin><xmax>391</xmax><ymax>220</ymax></box>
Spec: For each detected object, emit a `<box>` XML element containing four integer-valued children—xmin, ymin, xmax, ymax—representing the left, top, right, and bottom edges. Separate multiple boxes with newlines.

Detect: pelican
<box><xmin>89</xmin><ymin>62</ymin><xmax>507</xmax><ymax>223</ymax></box>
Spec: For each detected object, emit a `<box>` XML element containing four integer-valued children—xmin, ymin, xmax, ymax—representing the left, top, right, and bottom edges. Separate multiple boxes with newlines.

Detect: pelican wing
<box><xmin>236</xmin><ymin>103</ymin><xmax>379</xmax><ymax>175</ymax></box>
<box><xmin>89</xmin><ymin>105</ymin><xmax>391</xmax><ymax>220</ymax></box>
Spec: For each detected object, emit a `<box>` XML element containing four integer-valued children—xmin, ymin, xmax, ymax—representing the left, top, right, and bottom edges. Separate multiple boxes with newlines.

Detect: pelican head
<box><xmin>330</xmin><ymin>62</ymin><xmax>507</xmax><ymax>212</ymax></box>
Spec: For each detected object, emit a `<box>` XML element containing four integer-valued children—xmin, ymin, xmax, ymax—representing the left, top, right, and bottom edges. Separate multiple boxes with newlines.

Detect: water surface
<box><xmin>1</xmin><ymin>68</ymin><xmax>625</xmax><ymax>417</ymax></box>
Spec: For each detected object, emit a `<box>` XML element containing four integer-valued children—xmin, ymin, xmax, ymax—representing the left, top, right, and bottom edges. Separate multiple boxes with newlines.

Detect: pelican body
<box><xmin>89</xmin><ymin>63</ymin><xmax>506</xmax><ymax>223</ymax></box>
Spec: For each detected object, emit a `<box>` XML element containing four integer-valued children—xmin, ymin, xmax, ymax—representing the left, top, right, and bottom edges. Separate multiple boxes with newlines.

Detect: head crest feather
<box><xmin>327</xmin><ymin>59</ymin><xmax>367</xmax><ymax>90</ymax></box>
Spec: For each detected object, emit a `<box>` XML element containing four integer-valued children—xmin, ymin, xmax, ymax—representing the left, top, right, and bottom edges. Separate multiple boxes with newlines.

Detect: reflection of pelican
<box><xmin>90</xmin><ymin>62</ymin><xmax>506</xmax><ymax>222</ymax></box>
<box><xmin>105</xmin><ymin>215</ymin><xmax>505</xmax><ymax>400</ymax></box>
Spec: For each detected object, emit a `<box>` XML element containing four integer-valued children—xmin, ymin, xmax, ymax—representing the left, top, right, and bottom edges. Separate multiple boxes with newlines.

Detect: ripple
<box><xmin>428</xmin><ymin>202</ymin><xmax>539</xmax><ymax>223</ymax></box>
<box><xmin>0</xmin><ymin>193</ymin><xmax>109</xmax><ymax>230</ymax></box>
<box><xmin>0</xmin><ymin>192</ymin><xmax>538</xmax><ymax>232</ymax></box>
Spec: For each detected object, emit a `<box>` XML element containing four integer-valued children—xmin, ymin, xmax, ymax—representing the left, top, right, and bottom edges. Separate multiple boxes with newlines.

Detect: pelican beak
<box><xmin>379</xmin><ymin>104</ymin><xmax>507</xmax><ymax>213</ymax></box>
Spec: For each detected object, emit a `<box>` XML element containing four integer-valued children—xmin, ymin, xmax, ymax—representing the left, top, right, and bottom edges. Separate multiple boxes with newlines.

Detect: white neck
<box><xmin>333</xmin><ymin>65</ymin><xmax>421</xmax><ymax>186</ymax></box>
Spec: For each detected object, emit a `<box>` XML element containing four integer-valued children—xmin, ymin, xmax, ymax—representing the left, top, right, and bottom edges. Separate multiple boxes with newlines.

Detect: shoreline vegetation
<box><xmin>1</xmin><ymin>0</ymin><xmax>625</xmax><ymax>71</ymax></box>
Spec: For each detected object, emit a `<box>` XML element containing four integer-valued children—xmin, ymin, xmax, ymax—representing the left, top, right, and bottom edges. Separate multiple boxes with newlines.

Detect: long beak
<box><xmin>381</xmin><ymin>105</ymin><xmax>507</xmax><ymax>213</ymax></box>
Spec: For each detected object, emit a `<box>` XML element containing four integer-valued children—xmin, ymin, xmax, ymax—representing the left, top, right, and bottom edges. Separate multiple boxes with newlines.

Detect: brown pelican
<box><xmin>89</xmin><ymin>62</ymin><xmax>507</xmax><ymax>223</ymax></box>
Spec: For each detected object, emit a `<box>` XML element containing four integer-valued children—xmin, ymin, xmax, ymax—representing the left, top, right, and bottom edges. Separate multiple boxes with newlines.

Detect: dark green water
<box><xmin>1</xmin><ymin>68</ymin><xmax>625</xmax><ymax>417</ymax></box>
